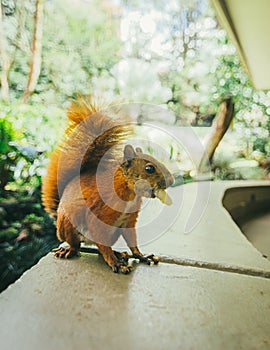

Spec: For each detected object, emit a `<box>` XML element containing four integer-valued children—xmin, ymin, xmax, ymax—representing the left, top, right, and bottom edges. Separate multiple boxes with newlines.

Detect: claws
<box><xmin>133</xmin><ymin>253</ymin><xmax>160</xmax><ymax>265</ymax></box>
<box><xmin>52</xmin><ymin>247</ymin><xmax>80</xmax><ymax>259</ymax></box>
<box><xmin>112</xmin><ymin>262</ymin><xmax>132</xmax><ymax>274</ymax></box>
<box><xmin>113</xmin><ymin>250</ymin><xmax>132</xmax><ymax>263</ymax></box>
<box><xmin>112</xmin><ymin>251</ymin><xmax>134</xmax><ymax>273</ymax></box>
<box><xmin>113</xmin><ymin>250</ymin><xmax>160</xmax><ymax>271</ymax></box>
<box><xmin>52</xmin><ymin>244</ymin><xmax>159</xmax><ymax>274</ymax></box>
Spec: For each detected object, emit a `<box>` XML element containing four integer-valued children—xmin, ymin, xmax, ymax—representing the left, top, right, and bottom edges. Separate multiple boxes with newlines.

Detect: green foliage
<box><xmin>118</xmin><ymin>0</ymin><xmax>269</xmax><ymax>175</ymax></box>
<box><xmin>0</xmin><ymin>117</ymin><xmax>15</xmax><ymax>153</ymax></box>
<box><xmin>0</xmin><ymin>117</ymin><xmax>18</xmax><ymax>189</ymax></box>
<box><xmin>0</xmin><ymin>101</ymin><xmax>65</xmax><ymax>291</ymax></box>
<box><xmin>0</xmin><ymin>102</ymin><xmax>65</xmax><ymax>193</ymax></box>
<box><xmin>0</xmin><ymin>192</ymin><xmax>57</xmax><ymax>292</ymax></box>
<box><xmin>2</xmin><ymin>0</ymin><xmax>121</xmax><ymax>103</ymax></box>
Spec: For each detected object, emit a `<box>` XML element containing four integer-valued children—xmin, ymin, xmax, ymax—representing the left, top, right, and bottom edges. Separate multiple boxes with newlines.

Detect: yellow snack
<box><xmin>154</xmin><ymin>189</ymin><xmax>173</xmax><ymax>206</ymax></box>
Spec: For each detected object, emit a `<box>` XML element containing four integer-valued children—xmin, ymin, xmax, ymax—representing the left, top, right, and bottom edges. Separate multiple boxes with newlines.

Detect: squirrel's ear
<box><xmin>124</xmin><ymin>145</ymin><xmax>137</xmax><ymax>161</ymax></box>
<box><xmin>135</xmin><ymin>147</ymin><xmax>143</xmax><ymax>154</ymax></box>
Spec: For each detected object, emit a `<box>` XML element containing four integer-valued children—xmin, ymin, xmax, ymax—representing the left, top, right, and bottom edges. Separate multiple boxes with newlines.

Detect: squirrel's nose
<box><xmin>158</xmin><ymin>172</ymin><xmax>174</xmax><ymax>189</ymax></box>
<box><xmin>167</xmin><ymin>173</ymin><xmax>175</xmax><ymax>187</ymax></box>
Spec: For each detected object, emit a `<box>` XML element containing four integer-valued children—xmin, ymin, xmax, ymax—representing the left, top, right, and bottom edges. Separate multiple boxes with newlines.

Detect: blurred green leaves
<box><xmin>0</xmin><ymin>102</ymin><xmax>65</xmax><ymax>193</ymax></box>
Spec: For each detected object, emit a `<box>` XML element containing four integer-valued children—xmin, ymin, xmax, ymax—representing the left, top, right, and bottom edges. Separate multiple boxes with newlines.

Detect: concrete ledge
<box><xmin>143</xmin><ymin>180</ymin><xmax>270</xmax><ymax>272</ymax></box>
<box><xmin>222</xmin><ymin>185</ymin><xmax>270</xmax><ymax>225</ymax></box>
<box><xmin>1</xmin><ymin>253</ymin><xmax>270</xmax><ymax>350</ymax></box>
<box><xmin>1</xmin><ymin>180</ymin><xmax>270</xmax><ymax>350</ymax></box>
<box><xmin>222</xmin><ymin>185</ymin><xmax>270</xmax><ymax>259</ymax></box>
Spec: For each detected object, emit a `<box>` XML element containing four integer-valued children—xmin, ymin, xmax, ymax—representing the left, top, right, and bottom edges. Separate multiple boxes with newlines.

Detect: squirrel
<box><xmin>42</xmin><ymin>96</ymin><xmax>174</xmax><ymax>274</ymax></box>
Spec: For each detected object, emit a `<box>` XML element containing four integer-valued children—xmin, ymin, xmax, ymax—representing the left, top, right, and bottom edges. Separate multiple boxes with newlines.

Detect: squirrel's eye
<box><xmin>145</xmin><ymin>164</ymin><xmax>156</xmax><ymax>174</ymax></box>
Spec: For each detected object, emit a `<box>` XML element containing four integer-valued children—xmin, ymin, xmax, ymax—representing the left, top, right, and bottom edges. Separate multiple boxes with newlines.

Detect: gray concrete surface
<box><xmin>132</xmin><ymin>181</ymin><xmax>270</xmax><ymax>272</ymax></box>
<box><xmin>1</xmin><ymin>254</ymin><xmax>270</xmax><ymax>350</ymax></box>
<box><xmin>241</xmin><ymin>212</ymin><xmax>270</xmax><ymax>260</ymax></box>
<box><xmin>0</xmin><ymin>180</ymin><xmax>270</xmax><ymax>350</ymax></box>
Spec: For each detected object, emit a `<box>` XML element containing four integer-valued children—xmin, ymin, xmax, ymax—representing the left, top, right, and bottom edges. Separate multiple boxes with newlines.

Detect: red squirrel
<box><xmin>42</xmin><ymin>96</ymin><xmax>174</xmax><ymax>274</ymax></box>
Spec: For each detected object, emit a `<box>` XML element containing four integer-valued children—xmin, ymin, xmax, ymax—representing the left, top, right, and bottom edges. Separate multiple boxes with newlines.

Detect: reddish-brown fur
<box><xmin>42</xmin><ymin>96</ymin><xmax>173</xmax><ymax>273</ymax></box>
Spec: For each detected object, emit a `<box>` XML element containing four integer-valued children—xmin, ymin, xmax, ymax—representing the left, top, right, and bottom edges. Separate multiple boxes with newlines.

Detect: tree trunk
<box><xmin>9</xmin><ymin>0</ymin><xmax>27</xmax><ymax>73</ymax></box>
<box><xmin>199</xmin><ymin>97</ymin><xmax>234</xmax><ymax>173</ymax></box>
<box><xmin>0</xmin><ymin>4</ymin><xmax>10</xmax><ymax>102</ymax></box>
<box><xmin>22</xmin><ymin>0</ymin><xmax>44</xmax><ymax>103</ymax></box>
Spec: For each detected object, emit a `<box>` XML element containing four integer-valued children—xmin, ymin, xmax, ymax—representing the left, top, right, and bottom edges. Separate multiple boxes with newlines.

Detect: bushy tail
<box><xmin>42</xmin><ymin>96</ymin><xmax>132</xmax><ymax>218</ymax></box>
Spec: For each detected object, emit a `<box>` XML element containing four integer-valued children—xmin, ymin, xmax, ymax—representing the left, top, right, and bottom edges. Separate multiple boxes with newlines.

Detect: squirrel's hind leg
<box><xmin>52</xmin><ymin>245</ymin><xmax>80</xmax><ymax>259</ymax></box>
<box><xmin>53</xmin><ymin>213</ymin><xmax>81</xmax><ymax>259</ymax></box>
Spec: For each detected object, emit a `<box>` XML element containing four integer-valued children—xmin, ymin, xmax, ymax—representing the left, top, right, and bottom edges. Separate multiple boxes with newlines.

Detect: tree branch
<box><xmin>199</xmin><ymin>97</ymin><xmax>234</xmax><ymax>173</ymax></box>
<box><xmin>0</xmin><ymin>4</ymin><xmax>10</xmax><ymax>102</ymax></box>
<box><xmin>21</xmin><ymin>0</ymin><xmax>45</xmax><ymax>103</ymax></box>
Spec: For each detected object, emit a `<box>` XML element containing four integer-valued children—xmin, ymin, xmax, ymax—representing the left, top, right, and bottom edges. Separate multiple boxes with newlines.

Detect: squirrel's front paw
<box><xmin>130</xmin><ymin>247</ymin><xmax>159</xmax><ymax>265</ymax></box>
<box><xmin>133</xmin><ymin>253</ymin><xmax>160</xmax><ymax>265</ymax></box>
